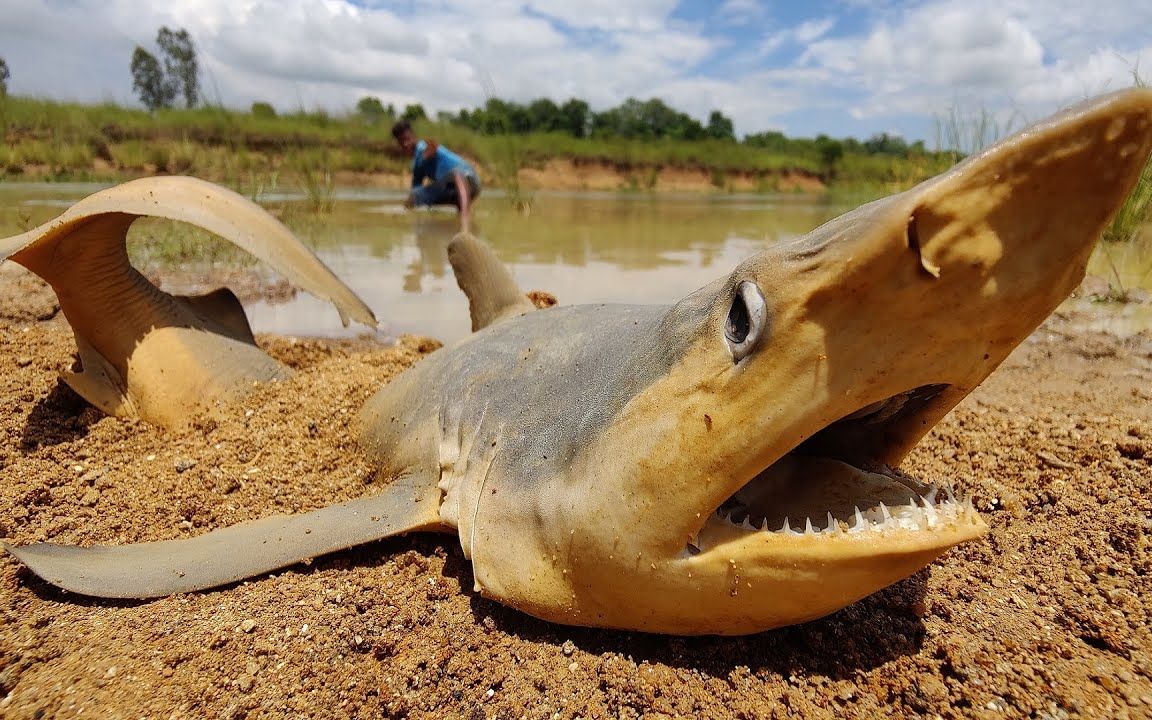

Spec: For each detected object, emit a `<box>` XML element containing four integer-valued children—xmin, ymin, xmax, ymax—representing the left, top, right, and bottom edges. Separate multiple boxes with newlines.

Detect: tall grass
<box><xmin>1094</xmin><ymin>73</ymin><xmax>1152</xmax><ymax>301</ymax></box>
<box><xmin>933</xmin><ymin>105</ymin><xmax>1016</xmax><ymax>162</ymax></box>
<box><xmin>1096</xmin><ymin>144</ymin><xmax>1152</xmax><ymax>301</ymax></box>
<box><xmin>480</xmin><ymin>132</ymin><xmax>534</xmax><ymax>213</ymax></box>
<box><xmin>297</xmin><ymin>165</ymin><xmax>335</xmax><ymax>213</ymax></box>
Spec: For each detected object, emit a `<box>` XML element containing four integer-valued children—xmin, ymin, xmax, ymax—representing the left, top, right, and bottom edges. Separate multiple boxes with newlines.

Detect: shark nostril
<box><xmin>906</xmin><ymin>212</ymin><xmax>941</xmax><ymax>278</ymax></box>
<box><xmin>906</xmin><ymin>213</ymin><xmax>921</xmax><ymax>251</ymax></box>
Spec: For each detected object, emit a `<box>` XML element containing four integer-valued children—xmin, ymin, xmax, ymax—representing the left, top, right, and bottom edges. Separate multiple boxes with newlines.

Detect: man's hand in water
<box><xmin>454</xmin><ymin>172</ymin><xmax>473</xmax><ymax>234</ymax></box>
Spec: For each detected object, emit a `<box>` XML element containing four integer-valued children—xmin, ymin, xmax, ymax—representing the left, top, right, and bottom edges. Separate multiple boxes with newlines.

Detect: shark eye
<box><xmin>725</xmin><ymin>281</ymin><xmax>766</xmax><ymax>362</ymax></box>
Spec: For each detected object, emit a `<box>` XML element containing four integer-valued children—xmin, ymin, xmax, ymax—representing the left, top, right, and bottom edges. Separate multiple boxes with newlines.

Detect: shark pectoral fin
<box><xmin>1</xmin><ymin>176</ymin><xmax>376</xmax><ymax>329</ymax></box>
<box><xmin>60</xmin><ymin>336</ymin><xmax>137</xmax><ymax>419</ymax></box>
<box><xmin>0</xmin><ymin>177</ymin><xmax>375</xmax><ymax>427</ymax></box>
<box><xmin>178</xmin><ymin>287</ymin><xmax>257</xmax><ymax>344</ymax></box>
<box><xmin>447</xmin><ymin>233</ymin><xmax>536</xmax><ymax>331</ymax></box>
<box><xmin>3</xmin><ymin>472</ymin><xmax>444</xmax><ymax>599</ymax></box>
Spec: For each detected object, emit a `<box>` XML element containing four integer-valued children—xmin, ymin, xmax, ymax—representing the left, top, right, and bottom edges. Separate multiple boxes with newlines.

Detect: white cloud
<box><xmin>524</xmin><ymin>0</ymin><xmax>679</xmax><ymax>32</ymax></box>
<box><xmin>760</xmin><ymin>16</ymin><xmax>835</xmax><ymax>56</ymax></box>
<box><xmin>718</xmin><ymin>0</ymin><xmax>762</xmax><ymax>22</ymax></box>
<box><xmin>794</xmin><ymin>18</ymin><xmax>835</xmax><ymax>45</ymax></box>
<box><xmin>798</xmin><ymin>0</ymin><xmax>1150</xmax><ymax>129</ymax></box>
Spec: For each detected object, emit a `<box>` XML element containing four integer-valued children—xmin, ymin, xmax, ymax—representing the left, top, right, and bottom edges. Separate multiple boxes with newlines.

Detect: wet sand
<box><xmin>0</xmin><ymin>267</ymin><xmax>1150</xmax><ymax>719</ymax></box>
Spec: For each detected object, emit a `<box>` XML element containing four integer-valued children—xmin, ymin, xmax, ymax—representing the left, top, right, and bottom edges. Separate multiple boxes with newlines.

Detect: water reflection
<box><xmin>1</xmin><ymin>183</ymin><xmax>1149</xmax><ymax>343</ymax></box>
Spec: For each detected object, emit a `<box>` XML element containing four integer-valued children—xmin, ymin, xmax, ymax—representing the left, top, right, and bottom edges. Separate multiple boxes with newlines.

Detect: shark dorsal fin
<box><xmin>447</xmin><ymin>233</ymin><xmax>536</xmax><ymax>331</ymax></box>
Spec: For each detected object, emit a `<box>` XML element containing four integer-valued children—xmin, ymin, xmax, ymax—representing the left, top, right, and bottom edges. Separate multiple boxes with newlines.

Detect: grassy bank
<box><xmin>0</xmin><ymin>96</ymin><xmax>955</xmax><ymax>193</ymax></box>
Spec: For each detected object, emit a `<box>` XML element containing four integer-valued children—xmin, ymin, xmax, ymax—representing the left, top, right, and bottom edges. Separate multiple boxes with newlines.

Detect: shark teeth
<box><xmin>708</xmin><ymin>485</ymin><xmax>978</xmax><ymax>543</ymax></box>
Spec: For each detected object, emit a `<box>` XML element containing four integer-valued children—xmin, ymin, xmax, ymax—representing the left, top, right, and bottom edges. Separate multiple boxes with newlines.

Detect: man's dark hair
<box><xmin>391</xmin><ymin>120</ymin><xmax>412</xmax><ymax>140</ymax></box>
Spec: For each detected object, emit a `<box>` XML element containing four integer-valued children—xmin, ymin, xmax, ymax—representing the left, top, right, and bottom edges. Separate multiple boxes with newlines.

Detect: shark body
<box><xmin>5</xmin><ymin>89</ymin><xmax>1152</xmax><ymax>635</ymax></box>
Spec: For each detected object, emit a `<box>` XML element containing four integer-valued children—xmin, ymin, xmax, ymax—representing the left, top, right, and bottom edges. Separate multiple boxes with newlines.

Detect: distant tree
<box><xmin>527</xmin><ymin>98</ymin><xmax>561</xmax><ymax>132</ymax></box>
<box><xmin>593</xmin><ymin>98</ymin><xmax>705</xmax><ymax>140</ymax></box>
<box><xmin>815</xmin><ymin>134</ymin><xmax>843</xmax><ymax>178</ymax></box>
<box><xmin>863</xmin><ymin>132</ymin><xmax>909</xmax><ymax>156</ymax></box>
<box><xmin>559</xmin><ymin>98</ymin><xmax>590</xmax><ymax>138</ymax></box>
<box><xmin>156</xmin><ymin>27</ymin><xmax>199</xmax><ymax>108</ymax></box>
<box><xmin>130</xmin><ymin>47</ymin><xmax>175</xmax><ymax>111</ymax></box>
<box><xmin>251</xmin><ymin>101</ymin><xmax>277</xmax><ymax>119</ymax></box>
<box><xmin>357</xmin><ymin>96</ymin><xmax>387</xmax><ymax>122</ymax></box>
<box><xmin>401</xmin><ymin>103</ymin><xmax>427</xmax><ymax>122</ymax></box>
<box><xmin>0</xmin><ymin>57</ymin><xmax>9</xmax><ymax>97</ymax></box>
<box><xmin>705</xmin><ymin>110</ymin><xmax>735</xmax><ymax>141</ymax></box>
<box><xmin>743</xmin><ymin>130</ymin><xmax>789</xmax><ymax>151</ymax></box>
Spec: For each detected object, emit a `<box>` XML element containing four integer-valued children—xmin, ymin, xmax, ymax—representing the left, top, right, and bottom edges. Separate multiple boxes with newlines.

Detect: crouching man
<box><xmin>392</xmin><ymin>120</ymin><xmax>481</xmax><ymax>233</ymax></box>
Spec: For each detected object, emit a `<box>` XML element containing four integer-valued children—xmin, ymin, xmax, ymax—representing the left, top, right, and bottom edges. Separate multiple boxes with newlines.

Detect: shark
<box><xmin>4</xmin><ymin>88</ymin><xmax>1151</xmax><ymax>635</ymax></box>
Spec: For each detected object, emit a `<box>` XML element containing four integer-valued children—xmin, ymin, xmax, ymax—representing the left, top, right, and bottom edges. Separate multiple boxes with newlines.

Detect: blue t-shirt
<box><xmin>412</xmin><ymin>140</ymin><xmax>476</xmax><ymax>188</ymax></box>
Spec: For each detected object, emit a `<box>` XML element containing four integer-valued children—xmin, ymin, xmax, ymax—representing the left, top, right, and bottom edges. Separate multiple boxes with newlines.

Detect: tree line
<box><xmin>348</xmin><ymin>94</ymin><xmax>925</xmax><ymax>162</ymax></box>
<box><xmin>447</xmin><ymin>97</ymin><xmax>737</xmax><ymax>142</ymax></box>
<box><xmin>111</xmin><ymin>27</ymin><xmax>926</xmax><ymax>164</ymax></box>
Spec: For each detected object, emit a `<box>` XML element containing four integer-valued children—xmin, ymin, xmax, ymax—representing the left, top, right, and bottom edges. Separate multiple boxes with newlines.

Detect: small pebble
<box><xmin>175</xmin><ymin>459</ymin><xmax>197</xmax><ymax>473</ymax></box>
<box><xmin>239</xmin><ymin>619</ymin><xmax>257</xmax><ymax>633</ymax></box>
<box><xmin>15</xmin><ymin>357</ymin><xmax>31</xmax><ymax>367</ymax></box>
<box><xmin>561</xmin><ymin>640</ymin><xmax>575</xmax><ymax>656</ymax></box>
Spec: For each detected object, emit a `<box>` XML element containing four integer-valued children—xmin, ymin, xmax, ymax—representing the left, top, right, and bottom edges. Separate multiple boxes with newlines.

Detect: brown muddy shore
<box><xmin>0</xmin><ymin>266</ymin><xmax>1150</xmax><ymax>719</ymax></box>
<box><xmin>15</xmin><ymin>158</ymin><xmax>827</xmax><ymax>195</ymax></box>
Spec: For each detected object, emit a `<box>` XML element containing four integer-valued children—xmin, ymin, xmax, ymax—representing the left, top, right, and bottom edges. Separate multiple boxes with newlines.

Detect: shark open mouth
<box><xmin>690</xmin><ymin>384</ymin><xmax>983</xmax><ymax>553</ymax></box>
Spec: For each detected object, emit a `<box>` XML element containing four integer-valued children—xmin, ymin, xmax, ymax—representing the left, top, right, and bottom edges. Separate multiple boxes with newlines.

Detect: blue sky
<box><xmin>3</xmin><ymin>0</ymin><xmax>1150</xmax><ymax>144</ymax></box>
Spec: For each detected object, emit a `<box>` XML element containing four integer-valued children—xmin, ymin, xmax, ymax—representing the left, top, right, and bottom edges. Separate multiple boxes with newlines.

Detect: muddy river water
<box><xmin>2</xmin><ymin>182</ymin><xmax>1149</xmax><ymax>342</ymax></box>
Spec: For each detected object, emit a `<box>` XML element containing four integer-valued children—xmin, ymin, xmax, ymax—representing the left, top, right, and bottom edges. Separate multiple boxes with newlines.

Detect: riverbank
<box><xmin>0</xmin><ymin>261</ymin><xmax>1149</xmax><ymax>718</ymax></box>
<box><xmin>0</xmin><ymin>96</ymin><xmax>955</xmax><ymax>195</ymax></box>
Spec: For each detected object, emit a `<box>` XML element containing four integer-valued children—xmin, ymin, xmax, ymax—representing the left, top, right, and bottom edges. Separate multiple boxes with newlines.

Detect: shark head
<box><xmin>462</xmin><ymin>89</ymin><xmax>1152</xmax><ymax>634</ymax></box>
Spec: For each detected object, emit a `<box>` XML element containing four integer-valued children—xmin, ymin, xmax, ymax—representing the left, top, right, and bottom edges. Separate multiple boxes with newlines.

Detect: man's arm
<box><xmin>453</xmin><ymin>172</ymin><xmax>472</xmax><ymax>234</ymax></box>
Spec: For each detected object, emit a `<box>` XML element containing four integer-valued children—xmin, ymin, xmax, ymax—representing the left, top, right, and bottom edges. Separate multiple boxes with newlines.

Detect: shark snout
<box><xmin>776</xmin><ymin>89</ymin><xmax>1152</xmax><ymax>462</ymax></box>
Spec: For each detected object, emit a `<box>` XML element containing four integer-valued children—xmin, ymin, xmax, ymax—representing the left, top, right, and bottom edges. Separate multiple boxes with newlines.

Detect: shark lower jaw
<box><xmin>687</xmin><ymin>384</ymin><xmax>989</xmax><ymax>560</ymax></box>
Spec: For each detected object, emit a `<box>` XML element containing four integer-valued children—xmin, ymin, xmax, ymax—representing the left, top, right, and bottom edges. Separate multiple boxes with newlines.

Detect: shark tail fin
<box><xmin>3</xmin><ymin>473</ymin><xmax>442</xmax><ymax>599</ymax></box>
<box><xmin>447</xmin><ymin>233</ymin><xmax>537</xmax><ymax>331</ymax></box>
<box><xmin>0</xmin><ymin>177</ymin><xmax>376</xmax><ymax>426</ymax></box>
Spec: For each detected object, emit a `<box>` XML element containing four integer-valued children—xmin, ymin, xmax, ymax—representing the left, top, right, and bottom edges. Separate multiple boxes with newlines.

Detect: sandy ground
<box><xmin>0</xmin><ymin>266</ymin><xmax>1151</xmax><ymax>720</ymax></box>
